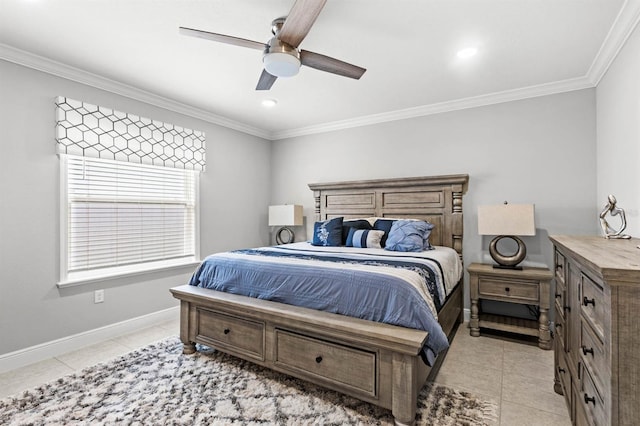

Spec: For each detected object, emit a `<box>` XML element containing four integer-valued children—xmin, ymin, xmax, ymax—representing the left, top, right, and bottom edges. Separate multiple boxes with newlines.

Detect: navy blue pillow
<box><xmin>312</xmin><ymin>217</ymin><xmax>344</xmax><ymax>246</ymax></box>
<box><xmin>373</xmin><ymin>219</ymin><xmax>396</xmax><ymax>248</ymax></box>
<box><xmin>341</xmin><ymin>219</ymin><xmax>372</xmax><ymax>245</ymax></box>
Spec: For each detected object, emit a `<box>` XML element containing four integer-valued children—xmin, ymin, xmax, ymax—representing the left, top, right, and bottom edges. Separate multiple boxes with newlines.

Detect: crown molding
<box><xmin>586</xmin><ymin>0</ymin><xmax>640</xmax><ymax>86</ymax></box>
<box><xmin>0</xmin><ymin>43</ymin><xmax>271</xmax><ymax>140</ymax></box>
<box><xmin>270</xmin><ymin>76</ymin><xmax>594</xmax><ymax>140</ymax></box>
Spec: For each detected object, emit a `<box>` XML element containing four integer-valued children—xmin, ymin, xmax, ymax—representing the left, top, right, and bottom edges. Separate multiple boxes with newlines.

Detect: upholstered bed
<box><xmin>171</xmin><ymin>174</ymin><xmax>468</xmax><ymax>425</ymax></box>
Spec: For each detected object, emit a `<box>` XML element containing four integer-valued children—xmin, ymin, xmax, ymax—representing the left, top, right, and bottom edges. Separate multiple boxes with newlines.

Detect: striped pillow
<box><xmin>345</xmin><ymin>228</ymin><xmax>385</xmax><ymax>249</ymax></box>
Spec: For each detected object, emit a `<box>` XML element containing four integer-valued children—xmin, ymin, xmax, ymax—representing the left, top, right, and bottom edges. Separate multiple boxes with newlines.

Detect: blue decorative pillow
<box><xmin>346</xmin><ymin>229</ymin><xmax>385</xmax><ymax>249</ymax></box>
<box><xmin>373</xmin><ymin>219</ymin><xmax>396</xmax><ymax>248</ymax></box>
<box><xmin>422</xmin><ymin>222</ymin><xmax>435</xmax><ymax>250</ymax></box>
<box><xmin>341</xmin><ymin>219</ymin><xmax>372</xmax><ymax>245</ymax></box>
<box><xmin>312</xmin><ymin>217</ymin><xmax>344</xmax><ymax>246</ymax></box>
<box><xmin>385</xmin><ymin>220</ymin><xmax>435</xmax><ymax>252</ymax></box>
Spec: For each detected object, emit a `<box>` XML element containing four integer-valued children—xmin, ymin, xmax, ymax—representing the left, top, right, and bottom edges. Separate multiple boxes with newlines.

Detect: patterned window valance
<box><xmin>55</xmin><ymin>96</ymin><xmax>206</xmax><ymax>171</ymax></box>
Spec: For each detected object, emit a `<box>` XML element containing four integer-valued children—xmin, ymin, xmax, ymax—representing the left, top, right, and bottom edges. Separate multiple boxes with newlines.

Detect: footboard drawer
<box><xmin>196</xmin><ymin>308</ymin><xmax>265</xmax><ymax>361</ymax></box>
<box><xmin>275</xmin><ymin>329</ymin><xmax>377</xmax><ymax>397</ymax></box>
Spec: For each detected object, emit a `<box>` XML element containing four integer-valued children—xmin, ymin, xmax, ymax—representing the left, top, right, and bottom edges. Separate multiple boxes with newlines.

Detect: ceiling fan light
<box><xmin>263</xmin><ymin>52</ymin><xmax>300</xmax><ymax>77</ymax></box>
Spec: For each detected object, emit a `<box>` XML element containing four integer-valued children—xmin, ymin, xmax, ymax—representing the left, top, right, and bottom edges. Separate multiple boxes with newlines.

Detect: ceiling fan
<box><xmin>179</xmin><ymin>0</ymin><xmax>366</xmax><ymax>90</ymax></box>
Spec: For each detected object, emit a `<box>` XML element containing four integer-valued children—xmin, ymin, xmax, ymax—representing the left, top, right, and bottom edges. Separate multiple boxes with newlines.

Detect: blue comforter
<box><xmin>189</xmin><ymin>243</ymin><xmax>461</xmax><ymax>364</ymax></box>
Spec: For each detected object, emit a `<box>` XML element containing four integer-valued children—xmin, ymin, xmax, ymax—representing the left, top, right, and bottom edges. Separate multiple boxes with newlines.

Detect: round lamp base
<box><xmin>489</xmin><ymin>235</ymin><xmax>526</xmax><ymax>269</ymax></box>
<box><xmin>275</xmin><ymin>227</ymin><xmax>295</xmax><ymax>245</ymax></box>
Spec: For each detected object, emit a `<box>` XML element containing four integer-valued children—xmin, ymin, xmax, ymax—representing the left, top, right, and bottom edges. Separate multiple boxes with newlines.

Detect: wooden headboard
<box><xmin>308</xmin><ymin>174</ymin><xmax>469</xmax><ymax>258</ymax></box>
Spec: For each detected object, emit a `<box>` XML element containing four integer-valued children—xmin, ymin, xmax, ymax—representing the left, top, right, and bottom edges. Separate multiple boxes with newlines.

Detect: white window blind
<box><xmin>60</xmin><ymin>155</ymin><xmax>198</xmax><ymax>284</ymax></box>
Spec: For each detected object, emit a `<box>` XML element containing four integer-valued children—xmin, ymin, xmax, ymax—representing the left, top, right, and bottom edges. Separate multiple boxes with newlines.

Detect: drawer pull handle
<box><xmin>583</xmin><ymin>297</ymin><xmax>596</xmax><ymax>307</ymax></box>
<box><xmin>584</xmin><ymin>394</ymin><xmax>596</xmax><ymax>406</ymax></box>
<box><xmin>563</xmin><ymin>305</ymin><xmax>571</xmax><ymax>312</ymax></box>
<box><xmin>582</xmin><ymin>346</ymin><xmax>594</xmax><ymax>356</ymax></box>
<box><xmin>315</xmin><ymin>356</ymin><xmax>323</xmax><ymax>364</ymax></box>
<box><xmin>555</xmin><ymin>293</ymin><xmax>562</xmax><ymax>299</ymax></box>
<box><xmin>223</xmin><ymin>328</ymin><xmax>230</xmax><ymax>335</ymax></box>
<box><xmin>504</xmin><ymin>287</ymin><xmax>510</xmax><ymax>293</ymax></box>
<box><xmin>555</xmin><ymin>323</ymin><xmax>562</xmax><ymax>329</ymax></box>
<box><xmin>558</xmin><ymin>367</ymin><xmax>566</xmax><ymax>374</ymax></box>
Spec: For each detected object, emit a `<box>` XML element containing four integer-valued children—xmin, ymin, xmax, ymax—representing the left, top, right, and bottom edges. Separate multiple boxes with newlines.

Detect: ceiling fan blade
<box><xmin>278</xmin><ymin>0</ymin><xmax>327</xmax><ymax>48</ymax></box>
<box><xmin>300</xmin><ymin>50</ymin><xmax>366</xmax><ymax>79</ymax></box>
<box><xmin>256</xmin><ymin>69</ymin><xmax>278</xmax><ymax>90</ymax></box>
<box><xmin>179</xmin><ymin>27</ymin><xmax>266</xmax><ymax>50</ymax></box>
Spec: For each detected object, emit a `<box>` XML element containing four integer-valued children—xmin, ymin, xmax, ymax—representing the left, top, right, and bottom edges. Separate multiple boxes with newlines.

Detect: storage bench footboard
<box><xmin>171</xmin><ymin>284</ymin><xmax>437</xmax><ymax>425</ymax></box>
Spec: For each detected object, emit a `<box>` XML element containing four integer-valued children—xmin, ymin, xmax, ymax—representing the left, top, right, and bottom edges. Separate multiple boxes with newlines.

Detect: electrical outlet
<box><xmin>94</xmin><ymin>289</ymin><xmax>105</xmax><ymax>304</ymax></box>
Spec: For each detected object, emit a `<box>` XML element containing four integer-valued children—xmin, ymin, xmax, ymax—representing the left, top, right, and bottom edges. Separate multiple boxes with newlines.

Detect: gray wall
<box><xmin>596</xmin><ymin>22</ymin><xmax>640</xmax><ymax>237</ymax></box>
<box><xmin>271</xmin><ymin>89</ymin><xmax>599</xmax><ymax>311</ymax></box>
<box><xmin>2</xmin><ymin>47</ymin><xmax>615</xmax><ymax>355</ymax></box>
<box><xmin>0</xmin><ymin>59</ymin><xmax>271</xmax><ymax>354</ymax></box>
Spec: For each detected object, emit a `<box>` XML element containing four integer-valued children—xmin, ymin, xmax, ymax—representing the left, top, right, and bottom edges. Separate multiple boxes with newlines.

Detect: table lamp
<box><xmin>477</xmin><ymin>203</ymin><xmax>535</xmax><ymax>269</ymax></box>
<box><xmin>268</xmin><ymin>204</ymin><xmax>303</xmax><ymax>244</ymax></box>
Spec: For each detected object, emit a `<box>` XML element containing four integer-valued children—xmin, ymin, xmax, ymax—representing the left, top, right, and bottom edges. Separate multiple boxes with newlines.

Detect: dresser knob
<box><xmin>223</xmin><ymin>328</ymin><xmax>230</xmax><ymax>335</ymax></box>
<box><xmin>582</xmin><ymin>346</ymin><xmax>594</xmax><ymax>356</ymax></box>
<box><xmin>315</xmin><ymin>356</ymin><xmax>323</xmax><ymax>364</ymax></box>
<box><xmin>584</xmin><ymin>394</ymin><xmax>596</xmax><ymax>406</ymax></box>
<box><xmin>583</xmin><ymin>296</ymin><xmax>596</xmax><ymax>307</ymax></box>
<box><xmin>504</xmin><ymin>287</ymin><xmax>510</xmax><ymax>293</ymax></box>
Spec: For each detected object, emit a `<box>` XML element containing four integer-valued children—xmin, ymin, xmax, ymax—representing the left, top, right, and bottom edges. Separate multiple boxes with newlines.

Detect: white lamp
<box><xmin>269</xmin><ymin>205</ymin><xmax>303</xmax><ymax>244</ymax></box>
<box><xmin>263</xmin><ymin>32</ymin><xmax>301</xmax><ymax>78</ymax></box>
<box><xmin>478</xmin><ymin>203</ymin><xmax>536</xmax><ymax>269</ymax></box>
<box><xmin>263</xmin><ymin>52</ymin><xmax>300</xmax><ymax>77</ymax></box>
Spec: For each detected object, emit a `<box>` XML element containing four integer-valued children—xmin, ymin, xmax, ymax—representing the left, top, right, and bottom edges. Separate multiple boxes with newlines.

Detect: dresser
<box><xmin>550</xmin><ymin>235</ymin><xmax>640</xmax><ymax>425</ymax></box>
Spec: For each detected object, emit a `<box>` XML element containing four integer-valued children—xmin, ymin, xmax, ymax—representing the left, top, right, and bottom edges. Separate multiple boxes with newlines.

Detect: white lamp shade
<box><xmin>268</xmin><ymin>205</ymin><xmax>303</xmax><ymax>226</ymax></box>
<box><xmin>477</xmin><ymin>204</ymin><xmax>536</xmax><ymax>236</ymax></box>
<box><xmin>263</xmin><ymin>52</ymin><xmax>300</xmax><ymax>77</ymax></box>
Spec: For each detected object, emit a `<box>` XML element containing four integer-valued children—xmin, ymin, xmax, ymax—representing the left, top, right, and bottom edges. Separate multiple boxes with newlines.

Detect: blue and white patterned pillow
<box><xmin>345</xmin><ymin>228</ymin><xmax>385</xmax><ymax>249</ymax></box>
<box><xmin>385</xmin><ymin>220</ymin><xmax>435</xmax><ymax>252</ymax></box>
<box><xmin>311</xmin><ymin>217</ymin><xmax>344</xmax><ymax>246</ymax></box>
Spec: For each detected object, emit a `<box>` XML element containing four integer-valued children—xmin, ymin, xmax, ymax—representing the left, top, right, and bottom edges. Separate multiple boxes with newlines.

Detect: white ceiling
<box><xmin>1</xmin><ymin>0</ymin><xmax>638</xmax><ymax>140</ymax></box>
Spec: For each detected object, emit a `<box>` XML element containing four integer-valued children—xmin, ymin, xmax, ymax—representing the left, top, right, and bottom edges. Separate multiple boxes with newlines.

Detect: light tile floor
<box><xmin>434</xmin><ymin>324</ymin><xmax>571</xmax><ymax>426</ymax></box>
<box><xmin>0</xmin><ymin>319</ymin><xmax>569</xmax><ymax>425</ymax></box>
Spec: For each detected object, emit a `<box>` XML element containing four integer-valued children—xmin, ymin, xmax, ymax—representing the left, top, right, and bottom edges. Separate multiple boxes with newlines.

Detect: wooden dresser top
<box><xmin>549</xmin><ymin>235</ymin><xmax>640</xmax><ymax>284</ymax></box>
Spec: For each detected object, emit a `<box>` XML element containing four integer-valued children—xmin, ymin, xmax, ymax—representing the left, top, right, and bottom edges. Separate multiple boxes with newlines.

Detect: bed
<box><xmin>170</xmin><ymin>174</ymin><xmax>469</xmax><ymax>425</ymax></box>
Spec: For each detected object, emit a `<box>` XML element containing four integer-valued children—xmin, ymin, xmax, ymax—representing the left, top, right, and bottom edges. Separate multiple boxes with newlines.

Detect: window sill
<box><xmin>57</xmin><ymin>260</ymin><xmax>201</xmax><ymax>288</ymax></box>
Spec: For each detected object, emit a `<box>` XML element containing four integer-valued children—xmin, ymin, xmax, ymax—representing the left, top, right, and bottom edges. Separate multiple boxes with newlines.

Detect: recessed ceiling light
<box><xmin>457</xmin><ymin>47</ymin><xmax>478</xmax><ymax>59</ymax></box>
<box><xmin>261</xmin><ymin>99</ymin><xmax>278</xmax><ymax>108</ymax></box>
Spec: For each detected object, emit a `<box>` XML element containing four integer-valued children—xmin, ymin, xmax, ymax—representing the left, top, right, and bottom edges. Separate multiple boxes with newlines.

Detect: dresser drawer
<box><xmin>557</xmin><ymin>350</ymin><xmax>571</xmax><ymax>406</ymax></box>
<box><xmin>580</xmin><ymin>274</ymin><xmax>605</xmax><ymax>340</ymax></box>
<box><xmin>478</xmin><ymin>277</ymin><xmax>538</xmax><ymax>303</ymax></box>
<box><xmin>581</xmin><ymin>364</ymin><xmax>605</xmax><ymax>426</ymax></box>
<box><xmin>275</xmin><ymin>329</ymin><xmax>376</xmax><ymax>396</ymax></box>
<box><xmin>579</xmin><ymin>318</ymin><xmax>606</xmax><ymax>392</ymax></box>
<box><xmin>554</xmin><ymin>305</ymin><xmax>568</xmax><ymax>350</ymax></box>
<box><xmin>555</xmin><ymin>250</ymin><xmax>566</xmax><ymax>284</ymax></box>
<box><xmin>554</xmin><ymin>280</ymin><xmax>566</xmax><ymax>323</ymax></box>
<box><xmin>196</xmin><ymin>308</ymin><xmax>265</xmax><ymax>360</ymax></box>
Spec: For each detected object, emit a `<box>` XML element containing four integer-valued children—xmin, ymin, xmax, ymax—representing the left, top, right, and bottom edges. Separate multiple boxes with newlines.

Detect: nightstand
<box><xmin>468</xmin><ymin>262</ymin><xmax>553</xmax><ymax>349</ymax></box>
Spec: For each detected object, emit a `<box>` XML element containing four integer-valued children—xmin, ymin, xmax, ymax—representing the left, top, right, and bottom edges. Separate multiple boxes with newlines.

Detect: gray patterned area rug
<box><xmin>0</xmin><ymin>337</ymin><xmax>498</xmax><ymax>425</ymax></box>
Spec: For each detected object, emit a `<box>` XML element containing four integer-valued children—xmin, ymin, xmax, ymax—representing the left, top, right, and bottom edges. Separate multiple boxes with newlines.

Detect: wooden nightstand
<box><xmin>468</xmin><ymin>262</ymin><xmax>553</xmax><ymax>349</ymax></box>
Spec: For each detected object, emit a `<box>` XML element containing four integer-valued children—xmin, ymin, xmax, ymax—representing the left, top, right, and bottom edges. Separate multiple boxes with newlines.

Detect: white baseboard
<box><xmin>463</xmin><ymin>307</ymin><xmax>470</xmax><ymax>323</ymax></box>
<box><xmin>0</xmin><ymin>306</ymin><xmax>179</xmax><ymax>374</ymax></box>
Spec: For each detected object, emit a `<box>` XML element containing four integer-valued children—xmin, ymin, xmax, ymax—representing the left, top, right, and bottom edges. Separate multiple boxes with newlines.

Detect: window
<box><xmin>59</xmin><ymin>155</ymin><xmax>199</xmax><ymax>285</ymax></box>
